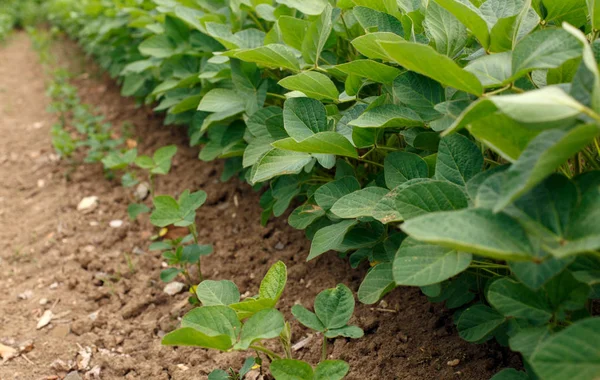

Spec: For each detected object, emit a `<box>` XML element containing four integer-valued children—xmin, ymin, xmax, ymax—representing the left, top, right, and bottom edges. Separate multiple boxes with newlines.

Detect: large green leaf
<box><xmin>512</xmin><ymin>29</ymin><xmax>583</xmax><ymax>76</ymax></box>
<box><xmin>402</xmin><ymin>208</ymin><xmax>535</xmax><ymax>260</ymax></box>
<box><xmin>314</xmin><ymin>176</ymin><xmax>361</xmax><ymax>210</ymax></box>
<box><xmin>393</xmin><ymin>72</ymin><xmax>445</xmax><ymax>121</ymax></box>
<box><xmin>302</xmin><ymin>4</ymin><xmax>333</xmax><ymax>65</ymax></box>
<box><xmin>435</xmin><ymin>133</ymin><xmax>483</xmax><ymax>187</ymax></box>
<box><xmin>378</xmin><ymin>40</ymin><xmax>483</xmax><ymax>96</ymax></box>
<box><xmin>180</xmin><ymin>306</ymin><xmax>241</xmax><ymax>342</ymax></box>
<box><xmin>197</xmin><ymin>88</ymin><xmax>245</xmax><ymax>113</ymax></box>
<box><xmin>424</xmin><ymin>1</ymin><xmax>468</xmax><ymax>58</ymax></box>
<box><xmin>283</xmin><ymin>97</ymin><xmax>328</xmax><ymax>141</ymax></box>
<box><xmin>278</xmin><ymin>71</ymin><xmax>339</xmax><ymax>101</ymax></box>
<box><xmin>308</xmin><ymin>220</ymin><xmax>358</xmax><ymax>260</ymax></box>
<box><xmin>272</xmin><ymin>132</ymin><xmax>358</xmax><ymax>158</ymax></box>
<box><xmin>236</xmin><ymin>308</ymin><xmax>285</xmax><ymax>349</ymax></box>
<box><xmin>464</xmin><ymin>52</ymin><xmax>514</xmax><ymax>88</ymax></box>
<box><xmin>270</xmin><ymin>359</ymin><xmax>314</xmax><ymax>380</ymax></box>
<box><xmin>432</xmin><ymin>0</ymin><xmax>490</xmax><ymax>49</ymax></box>
<box><xmin>487</xmin><ymin>278</ymin><xmax>553</xmax><ymax>324</ymax></box>
<box><xmin>457</xmin><ymin>304</ymin><xmax>506</xmax><ymax>342</ymax></box>
<box><xmin>530</xmin><ymin>318</ymin><xmax>600</xmax><ymax>380</ymax></box>
<box><xmin>357</xmin><ymin>263</ymin><xmax>395</xmax><ymax>304</ymax></box>
<box><xmin>314</xmin><ymin>360</ymin><xmax>350</xmax><ymax>380</ymax></box>
<box><xmin>314</xmin><ymin>284</ymin><xmax>355</xmax><ymax>329</ymax></box>
<box><xmin>494</xmin><ymin>124</ymin><xmax>600</xmax><ymax>212</ymax></box>
<box><xmin>291</xmin><ymin>304</ymin><xmax>326</xmax><ymax>332</ymax></box>
<box><xmin>259</xmin><ymin>261</ymin><xmax>287</xmax><ymax>301</ymax></box>
<box><xmin>196</xmin><ymin>280</ymin><xmax>241</xmax><ymax>306</ymax></box>
<box><xmin>541</xmin><ymin>0</ymin><xmax>588</xmax><ymax>27</ymax></box>
<box><xmin>353</xmin><ymin>6</ymin><xmax>404</xmax><ymax>35</ymax></box>
<box><xmin>161</xmin><ymin>328</ymin><xmax>233</xmax><ymax>350</ymax></box>
<box><xmin>348</xmin><ymin>104</ymin><xmax>423</xmax><ymax>128</ymax></box>
<box><xmin>393</xmin><ymin>237</ymin><xmax>471</xmax><ymax>286</ymax></box>
<box><xmin>233</xmin><ymin>44</ymin><xmax>300</xmax><ymax>72</ymax></box>
<box><xmin>351</xmin><ymin>32</ymin><xmax>405</xmax><ymax>60</ymax></box>
<box><xmin>334</xmin><ymin>59</ymin><xmax>402</xmax><ymax>83</ymax></box>
<box><xmin>331</xmin><ymin>187</ymin><xmax>389</xmax><ymax>218</ymax></box>
<box><xmin>384</xmin><ymin>151</ymin><xmax>429</xmax><ymax>189</ymax></box>
<box><xmin>139</xmin><ymin>34</ymin><xmax>177</xmax><ymax>58</ymax></box>
<box><xmin>276</xmin><ymin>0</ymin><xmax>328</xmax><ymax>15</ymax></box>
<box><xmin>393</xmin><ymin>180</ymin><xmax>469</xmax><ymax>219</ymax></box>
<box><xmin>250</xmin><ymin>149</ymin><xmax>313</xmax><ymax>184</ymax></box>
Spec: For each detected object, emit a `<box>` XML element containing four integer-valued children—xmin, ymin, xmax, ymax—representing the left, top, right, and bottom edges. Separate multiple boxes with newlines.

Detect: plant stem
<box><xmin>250</xmin><ymin>345</ymin><xmax>282</xmax><ymax>360</ymax></box>
<box><xmin>267</xmin><ymin>92</ymin><xmax>286</xmax><ymax>100</ymax></box>
<box><xmin>321</xmin><ymin>336</ymin><xmax>327</xmax><ymax>362</ymax></box>
<box><xmin>188</xmin><ymin>223</ymin><xmax>203</xmax><ymax>282</ymax></box>
<box><xmin>582</xmin><ymin>147</ymin><xmax>600</xmax><ymax>170</ymax></box>
<box><xmin>357</xmin><ymin>157</ymin><xmax>384</xmax><ymax>168</ymax></box>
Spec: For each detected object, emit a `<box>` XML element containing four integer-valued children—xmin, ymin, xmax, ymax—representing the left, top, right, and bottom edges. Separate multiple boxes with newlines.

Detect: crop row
<box><xmin>4</xmin><ymin>0</ymin><xmax>600</xmax><ymax>379</ymax></box>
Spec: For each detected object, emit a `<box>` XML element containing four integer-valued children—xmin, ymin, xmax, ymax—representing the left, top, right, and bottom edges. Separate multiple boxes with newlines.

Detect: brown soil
<box><xmin>0</xmin><ymin>32</ymin><xmax>520</xmax><ymax>380</ymax></box>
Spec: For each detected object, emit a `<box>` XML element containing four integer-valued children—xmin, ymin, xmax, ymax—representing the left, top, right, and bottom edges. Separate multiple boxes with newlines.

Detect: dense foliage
<box><xmin>4</xmin><ymin>0</ymin><xmax>600</xmax><ymax>378</ymax></box>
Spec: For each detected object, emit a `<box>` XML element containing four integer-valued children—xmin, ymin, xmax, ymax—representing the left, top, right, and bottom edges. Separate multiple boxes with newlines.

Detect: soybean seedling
<box><xmin>162</xmin><ymin>261</ymin><xmax>363</xmax><ymax>380</ymax></box>
<box><xmin>149</xmin><ymin>189</ymin><xmax>211</xmax><ymax>288</ymax></box>
<box><xmin>127</xmin><ymin>145</ymin><xmax>178</xmax><ymax>220</ymax></box>
<box><xmin>208</xmin><ymin>357</ymin><xmax>258</xmax><ymax>380</ymax></box>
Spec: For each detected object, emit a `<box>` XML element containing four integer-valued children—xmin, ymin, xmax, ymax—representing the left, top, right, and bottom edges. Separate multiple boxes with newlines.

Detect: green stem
<box><xmin>267</xmin><ymin>92</ymin><xmax>286</xmax><ymax>100</ymax></box>
<box><xmin>321</xmin><ymin>336</ymin><xmax>328</xmax><ymax>362</ymax></box>
<box><xmin>357</xmin><ymin>157</ymin><xmax>384</xmax><ymax>168</ymax></box>
<box><xmin>247</xmin><ymin>11</ymin><xmax>265</xmax><ymax>31</ymax></box>
<box><xmin>188</xmin><ymin>224</ymin><xmax>203</xmax><ymax>282</ymax></box>
<box><xmin>250</xmin><ymin>345</ymin><xmax>282</xmax><ymax>360</ymax></box>
<box><xmin>582</xmin><ymin>148</ymin><xmax>600</xmax><ymax>170</ymax></box>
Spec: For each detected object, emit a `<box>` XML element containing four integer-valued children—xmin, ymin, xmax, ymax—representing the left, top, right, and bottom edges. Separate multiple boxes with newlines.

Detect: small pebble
<box><xmin>274</xmin><ymin>242</ymin><xmax>285</xmax><ymax>250</ymax></box>
<box><xmin>39</xmin><ymin>298</ymin><xmax>48</xmax><ymax>305</ymax></box>
<box><xmin>164</xmin><ymin>282</ymin><xmax>185</xmax><ymax>296</ymax></box>
<box><xmin>17</xmin><ymin>290</ymin><xmax>33</xmax><ymax>300</ymax></box>
<box><xmin>109</xmin><ymin>220</ymin><xmax>123</xmax><ymax>228</ymax></box>
<box><xmin>447</xmin><ymin>359</ymin><xmax>460</xmax><ymax>367</ymax></box>
<box><xmin>77</xmin><ymin>196</ymin><xmax>98</xmax><ymax>212</ymax></box>
<box><xmin>49</xmin><ymin>282</ymin><xmax>58</xmax><ymax>290</ymax></box>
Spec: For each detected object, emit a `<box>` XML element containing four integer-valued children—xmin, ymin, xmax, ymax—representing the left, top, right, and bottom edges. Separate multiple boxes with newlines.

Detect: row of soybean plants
<box><xmin>0</xmin><ymin>0</ymin><xmax>43</xmax><ymax>40</ymax></box>
<box><xmin>44</xmin><ymin>0</ymin><xmax>600</xmax><ymax>379</ymax></box>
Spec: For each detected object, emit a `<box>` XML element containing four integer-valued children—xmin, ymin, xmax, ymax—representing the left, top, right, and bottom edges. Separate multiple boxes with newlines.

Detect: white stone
<box><xmin>77</xmin><ymin>196</ymin><xmax>98</xmax><ymax>212</ymax></box>
<box><xmin>109</xmin><ymin>220</ymin><xmax>123</xmax><ymax>228</ymax></box>
<box><xmin>163</xmin><ymin>281</ymin><xmax>185</xmax><ymax>296</ymax></box>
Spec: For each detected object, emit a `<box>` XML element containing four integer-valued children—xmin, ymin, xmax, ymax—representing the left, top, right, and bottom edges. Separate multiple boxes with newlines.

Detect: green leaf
<box><xmin>233</xmin><ymin>44</ymin><xmax>300</xmax><ymax>72</ymax></box>
<box><xmin>278</xmin><ymin>71</ymin><xmax>339</xmax><ymax>101</ymax></box>
<box><xmin>590</xmin><ymin>0</ymin><xmax>600</xmax><ymax>30</ymax></box>
<box><xmin>331</xmin><ymin>187</ymin><xmax>389</xmax><ymax>218</ymax></box>
<box><xmin>208</xmin><ymin>369</ymin><xmax>230</xmax><ymax>380</ymax></box>
<box><xmin>324</xmin><ymin>325</ymin><xmax>364</xmax><ymax>338</ymax></box>
<box><xmin>308</xmin><ymin>220</ymin><xmax>358</xmax><ymax>260</ymax></box>
<box><xmin>487</xmin><ymin>278</ymin><xmax>553</xmax><ymax>324</ymax></box>
<box><xmin>464</xmin><ymin>52</ymin><xmax>514</xmax><ymax>88</ymax></box>
<box><xmin>161</xmin><ymin>327</ymin><xmax>233</xmax><ymax>350</ymax></box>
<box><xmin>402</xmin><ymin>208</ymin><xmax>535</xmax><ymax>261</ymax></box>
<box><xmin>530</xmin><ymin>318</ymin><xmax>600</xmax><ymax>380</ymax></box>
<box><xmin>275</xmin><ymin>0</ymin><xmax>328</xmax><ymax>15</ymax></box>
<box><xmin>510</xmin><ymin>257</ymin><xmax>573</xmax><ymax>290</ymax></box>
<box><xmin>181</xmin><ymin>306</ymin><xmax>241</xmax><ymax>341</ymax></box>
<box><xmin>229</xmin><ymin>298</ymin><xmax>276</xmax><ymax>320</ymax></box>
<box><xmin>357</xmin><ymin>263</ymin><xmax>395</xmax><ymax>304</ymax></box>
<box><xmin>424</xmin><ymin>1</ymin><xmax>468</xmax><ymax>58</ymax></box>
<box><xmin>259</xmin><ymin>261</ymin><xmax>287</xmax><ymax>301</ymax></box>
<box><xmin>272</xmin><ymin>132</ymin><xmax>358</xmax><ymax>158</ymax></box>
<box><xmin>314</xmin><ymin>284</ymin><xmax>355</xmax><ymax>329</ymax></box>
<box><xmin>197</xmin><ymin>89</ymin><xmax>245</xmax><ymax>113</ymax></box>
<box><xmin>432</xmin><ymin>0</ymin><xmax>490</xmax><ymax>49</ymax></box>
<box><xmin>139</xmin><ymin>34</ymin><xmax>176</xmax><ymax>58</ymax></box>
<box><xmin>494</xmin><ymin>124</ymin><xmax>600</xmax><ymax>212</ymax></box>
<box><xmin>236</xmin><ymin>308</ymin><xmax>285</xmax><ymax>349</ymax></box>
<box><xmin>270</xmin><ymin>359</ymin><xmax>314</xmax><ymax>380</ymax></box>
<box><xmin>250</xmin><ymin>149</ymin><xmax>313</xmax><ymax>184</ymax></box>
<box><xmin>489</xmin><ymin>369</ymin><xmax>529</xmax><ymax>380</ymax></box>
<box><xmin>152</xmin><ymin>145</ymin><xmax>177</xmax><ymax>175</ymax></box>
<box><xmin>127</xmin><ymin>203</ymin><xmax>150</xmax><ymax>220</ymax></box>
<box><xmin>457</xmin><ymin>304</ymin><xmax>506</xmax><ymax>342</ymax></box>
<box><xmin>278</xmin><ymin>16</ymin><xmax>309</xmax><ymax>50</ymax></box>
<box><xmin>435</xmin><ymin>134</ymin><xmax>483</xmax><ymax>187</ymax></box>
<box><xmin>182</xmin><ymin>244</ymin><xmax>212</xmax><ymax>263</ymax></box>
<box><xmin>196</xmin><ymin>280</ymin><xmax>240</xmax><ymax>306</ymax></box>
<box><xmin>353</xmin><ymin>6</ymin><xmax>404</xmax><ymax>35</ymax></box>
<box><xmin>348</xmin><ymin>104</ymin><xmax>423</xmax><ymax>128</ymax></box>
<box><xmin>150</xmin><ymin>195</ymin><xmax>180</xmax><ymax>227</ymax></box>
<box><xmin>384</xmin><ymin>152</ymin><xmax>429</xmax><ymax>189</ymax></box>
<box><xmin>392</xmin><ymin>72</ymin><xmax>445</xmax><ymax>121</ymax></box>
<box><xmin>394</xmin><ymin>180</ymin><xmax>469</xmax><ymax>219</ymax></box>
<box><xmin>542</xmin><ymin>0</ymin><xmax>588</xmax><ymax>27</ymax></box>
<box><xmin>302</xmin><ymin>4</ymin><xmax>333</xmax><ymax>65</ymax></box>
<box><xmin>512</xmin><ymin>29</ymin><xmax>583</xmax><ymax>76</ymax></box>
<box><xmin>393</xmin><ymin>237</ymin><xmax>471</xmax><ymax>286</ymax></box>
<box><xmin>378</xmin><ymin>40</ymin><xmax>483</xmax><ymax>96</ymax></box>
<box><xmin>291</xmin><ymin>304</ymin><xmax>325</xmax><ymax>332</ymax></box>
<box><xmin>283</xmin><ymin>97</ymin><xmax>328</xmax><ymax>141</ymax></box>
<box><xmin>351</xmin><ymin>32</ymin><xmax>405</xmax><ymax>61</ymax></box>
<box><xmin>467</xmin><ymin>113</ymin><xmax>539</xmax><ymax>162</ymax></box>
<box><xmin>160</xmin><ymin>268</ymin><xmax>182</xmax><ymax>282</ymax></box>
<box><xmin>288</xmin><ymin>204</ymin><xmax>325</xmax><ymax>229</ymax></box>
<box><xmin>334</xmin><ymin>59</ymin><xmax>402</xmax><ymax>83</ymax></box>
<box><xmin>314</xmin><ymin>360</ymin><xmax>350</xmax><ymax>380</ymax></box>
<box><xmin>314</xmin><ymin>176</ymin><xmax>361</xmax><ymax>210</ymax></box>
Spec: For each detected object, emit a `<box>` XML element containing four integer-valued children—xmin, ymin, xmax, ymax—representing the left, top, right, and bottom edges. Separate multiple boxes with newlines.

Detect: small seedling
<box><xmin>162</xmin><ymin>261</ymin><xmax>362</xmax><ymax>380</ymax></box>
<box><xmin>149</xmin><ymin>189</ymin><xmax>211</xmax><ymax>288</ymax></box>
<box><xmin>208</xmin><ymin>357</ymin><xmax>258</xmax><ymax>380</ymax></box>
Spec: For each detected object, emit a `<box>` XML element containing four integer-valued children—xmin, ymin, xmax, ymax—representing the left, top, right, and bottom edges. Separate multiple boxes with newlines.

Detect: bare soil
<box><xmin>0</xmin><ymin>32</ymin><xmax>519</xmax><ymax>380</ymax></box>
